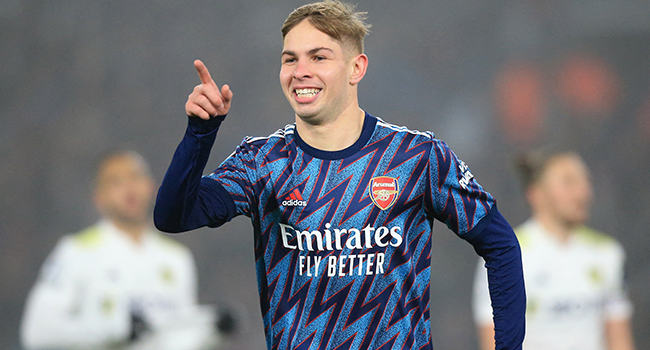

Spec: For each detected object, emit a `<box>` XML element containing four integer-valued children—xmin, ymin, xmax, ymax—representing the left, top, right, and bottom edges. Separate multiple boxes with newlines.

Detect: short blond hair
<box><xmin>281</xmin><ymin>0</ymin><xmax>371</xmax><ymax>55</ymax></box>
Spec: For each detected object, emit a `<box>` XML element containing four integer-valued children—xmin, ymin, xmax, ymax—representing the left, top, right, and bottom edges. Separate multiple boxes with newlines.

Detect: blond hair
<box><xmin>281</xmin><ymin>0</ymin><xmax>371</xmax><ymax>55</ymax></box>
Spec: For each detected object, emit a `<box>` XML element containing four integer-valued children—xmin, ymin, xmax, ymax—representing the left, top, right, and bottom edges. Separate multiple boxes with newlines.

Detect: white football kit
<box><xmin>473</xmin><ymin>219</ymin><xmax>633</xmax><ymax>350</ymax></box>
<box><xmin>21</xmin><ymin>220</ymin><xmax>218</xmax><ymax>350</ymax></box>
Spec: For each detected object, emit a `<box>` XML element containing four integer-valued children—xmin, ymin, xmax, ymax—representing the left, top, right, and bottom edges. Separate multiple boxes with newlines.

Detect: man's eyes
<box><xmin>282</xmin><ymin>55</ymin><xmax>328</xmax><ymax>64</ymax></box>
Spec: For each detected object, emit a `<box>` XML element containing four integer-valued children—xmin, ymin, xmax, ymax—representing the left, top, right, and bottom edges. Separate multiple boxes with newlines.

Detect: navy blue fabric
<box><xmin>466</xmin><ymin>206</ymin><xmax>526</xmax><ymax>350</ymax></box>
<box><xmin>154</xmin><ymin>115</ymin><xmax>236</xmax><ymax>233</ymax></box>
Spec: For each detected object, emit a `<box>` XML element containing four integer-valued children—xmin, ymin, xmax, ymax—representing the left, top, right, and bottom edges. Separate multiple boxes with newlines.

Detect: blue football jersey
<box><xmin>202</xmin><ymin>113</ymin><xmax>495</xmax><ymax>349</ymax></box>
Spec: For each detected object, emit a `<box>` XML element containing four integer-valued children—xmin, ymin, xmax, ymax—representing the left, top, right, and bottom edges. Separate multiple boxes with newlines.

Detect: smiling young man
<box><xmin>155</xmin><ymin>1</ymin><xmax>525</xmax><ymax>349</ymax></box>
<box><xmin>280</xmin><ymin>17</ymin><xmax>367</xmax><ymax>151</ymax></box>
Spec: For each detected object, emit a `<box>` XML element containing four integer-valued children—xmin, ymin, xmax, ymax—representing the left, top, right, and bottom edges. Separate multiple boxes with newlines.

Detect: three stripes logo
<box><xmin>282</xmin><ymin>188</ymin><xmax>307</xmax><ymax>207</ymax></box>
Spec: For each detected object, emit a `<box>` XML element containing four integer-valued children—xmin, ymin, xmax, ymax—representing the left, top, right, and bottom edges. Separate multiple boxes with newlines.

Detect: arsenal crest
<box><xmin>369</xmin><ymin>176</ymin><xmax>399</xmax><ymax>211</ymax></box>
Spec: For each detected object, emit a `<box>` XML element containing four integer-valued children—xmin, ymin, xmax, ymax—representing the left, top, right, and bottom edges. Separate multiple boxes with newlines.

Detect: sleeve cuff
<box><xmin>188</xmin><ymin>115</ymin><xmax>227</xmax><ymax>135</ymax></box>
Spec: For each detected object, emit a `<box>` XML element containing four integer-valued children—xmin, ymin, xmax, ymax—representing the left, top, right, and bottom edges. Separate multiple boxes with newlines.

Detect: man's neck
<box><xmin>295</xmin><ymin>107</ymin><xmax>365</xmax><ymax>152</ymax></box>
<box><xmin>111</xmin><ymin>220</ymin><xmax>147</xmax><ymax>244</ymax></box>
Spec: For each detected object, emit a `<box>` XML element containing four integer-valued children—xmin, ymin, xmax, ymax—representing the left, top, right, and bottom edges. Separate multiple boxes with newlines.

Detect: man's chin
<box><xmin>295</xmin><ymin>110</ymin><xmax>331</xmax><ymax>126</ymax></box>
<box><xmin>562</xmin><ymin>216</ymin><xmax>588</xmax><ymax>230</ymax></box>
<box><xmin>294</xmin><ymin>108</ymin><xmax>317</xmax><ymax>118</ymax></box>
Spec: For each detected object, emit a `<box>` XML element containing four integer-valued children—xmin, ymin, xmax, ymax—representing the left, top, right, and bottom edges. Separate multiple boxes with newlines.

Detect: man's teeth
<box><xmin>295</xmin><ymin>88</ymin><xmax>320</xmax><ymax>98</ymax></box>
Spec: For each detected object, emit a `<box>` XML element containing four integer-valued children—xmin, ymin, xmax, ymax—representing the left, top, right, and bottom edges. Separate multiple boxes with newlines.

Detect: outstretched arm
<box><xmin>154</xmin><ymin>60</ymin><xmax>237</xmax><ymax>233</ymax></box>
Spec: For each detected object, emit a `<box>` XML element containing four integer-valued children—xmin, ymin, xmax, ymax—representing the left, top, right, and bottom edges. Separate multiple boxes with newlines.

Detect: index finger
<box><xmin>194</xmin><ymin>59</ymin><xmax>214</xmax><ymax>85</ymax></box>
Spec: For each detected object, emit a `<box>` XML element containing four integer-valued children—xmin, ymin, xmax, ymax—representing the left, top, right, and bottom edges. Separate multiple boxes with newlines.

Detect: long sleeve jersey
<box><xmin>155</xmin><ymin>112</ymin><xmax>525</xmax><ymax>350</ymax></box>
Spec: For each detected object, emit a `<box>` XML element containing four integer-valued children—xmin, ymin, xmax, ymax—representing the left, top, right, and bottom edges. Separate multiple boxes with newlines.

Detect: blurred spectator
<box><xmin>20</xmin><ymin>150</ymin><xmax>223</xmax><ymax>350</ymax></box>
<box><xmin>473</xmin><ymin>150</ymin><xmax>635</xmax><ymax>350</ymax></box>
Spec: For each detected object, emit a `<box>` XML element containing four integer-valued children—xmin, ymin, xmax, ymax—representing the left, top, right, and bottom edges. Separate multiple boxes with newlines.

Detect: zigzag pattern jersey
<box><xmin>199</xmin><ymin>113</ymin><xmax>495</xmax><ymax>350</ymax></box>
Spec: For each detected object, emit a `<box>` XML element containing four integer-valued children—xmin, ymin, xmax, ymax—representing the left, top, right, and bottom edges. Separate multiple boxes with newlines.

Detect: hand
<box><xmin>185</xmin><ymin>59</ymin><xmax>233</xmax><ymax>120</ymax></box>
<box><xmin>129</xmin><ymin>312</ymin><xmax>150</xmax><ymax>342</ymax></box>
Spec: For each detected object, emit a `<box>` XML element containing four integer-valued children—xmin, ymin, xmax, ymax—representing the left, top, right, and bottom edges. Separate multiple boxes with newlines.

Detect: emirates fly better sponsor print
<box><xmin>280</xmin><ymin>176</ymin><xmax>403</xmax><ymax>278</ymax></box>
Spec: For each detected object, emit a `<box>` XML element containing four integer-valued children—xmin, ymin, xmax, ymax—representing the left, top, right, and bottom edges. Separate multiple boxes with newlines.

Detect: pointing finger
<box><xmin>194</xmin><ymin>59</ymin><xmax>216</xmax><ymax>87</ymax></box>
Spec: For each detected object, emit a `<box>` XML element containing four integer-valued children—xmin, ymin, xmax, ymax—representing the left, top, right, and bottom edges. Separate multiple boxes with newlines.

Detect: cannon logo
<box><xmin>369</xmin><ymin>176</ymin><xmax>399</xmax><ymax>211</ymax></box>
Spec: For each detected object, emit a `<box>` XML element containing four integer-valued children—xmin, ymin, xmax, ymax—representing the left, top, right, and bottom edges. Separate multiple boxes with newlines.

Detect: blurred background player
<box><xmin>473</xmin><ymin>150</ymin><xmax>636</xmax><ymax>350</ymax></box>
<box><xmin>20</xmin><ymin>150</ymin><xmax>225</xmax><ymax>350</ymax></box>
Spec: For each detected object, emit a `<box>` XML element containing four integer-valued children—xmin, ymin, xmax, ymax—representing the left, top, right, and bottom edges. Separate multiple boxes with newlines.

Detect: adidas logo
<box><xmin>282</xmin><ymin>189</ymin><xmax>307</xmax><ymax>207</ymax></box>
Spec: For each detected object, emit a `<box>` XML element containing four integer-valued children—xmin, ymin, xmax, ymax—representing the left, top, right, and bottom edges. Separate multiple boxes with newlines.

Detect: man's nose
<box><xmin>293</xmin><ymin>60</ymin><xmax>312</xmax><ymax>79</ymax></box>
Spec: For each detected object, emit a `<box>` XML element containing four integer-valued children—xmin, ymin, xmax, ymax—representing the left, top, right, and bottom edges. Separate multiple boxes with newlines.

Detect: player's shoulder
<box><xmin>149</xmin><ymin>233</ymin><xmax>196</xmax><ymax>270</ymax></box>
<box><xmin>151</xmin><ymin>231</ymin><xmax>192</xmax><ymax>255</ymax></box>
<box><xmin>234</xmin><ymin>124</ymin><xmax>295</xmax><ymax>158</ymax></box>
<box><xmin>372</xmin><ymin>115</ymin><xmax>467</xmax><ymax>169</ymax></box>
<box><xmin>241</xmin><ymin>124</ymin><xmax>295</xmax><ymax>146</ymax></box>
<box><xmin>512</xmin><ymin>221</ymin><xmax>540</xmax><ymax>249</ymax></box>
<box><xmin>43</xmin><ymin>225</ymin><xmax>106</xmax><ymax>266</ymax></box>
<box><xmin>69</xmin><ymin>224</ymin><xmax>106</xmax><ymax>249</ymax></box>
<box><xmin>374</xmin><ymin>116</ymin><xmax>436</xmax><ymax>141</ymax></box>
<box><xmin>573</xmin><ymin>226</ymin><xmax>622</xmax><ymax>251</ymax></box>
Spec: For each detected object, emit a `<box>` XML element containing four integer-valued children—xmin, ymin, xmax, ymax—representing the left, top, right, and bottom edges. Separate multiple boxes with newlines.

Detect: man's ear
<box><xmin>349</xmin><ymin>53</ymin><xmax>368</xmax><ymax>85</ymax></box>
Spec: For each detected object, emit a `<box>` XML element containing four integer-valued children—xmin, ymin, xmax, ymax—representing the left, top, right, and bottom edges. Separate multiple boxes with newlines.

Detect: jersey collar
<box><xmin>292</xmin><ymin>112</ymin><xmax>377</xmax><ymax>160</ymax></box>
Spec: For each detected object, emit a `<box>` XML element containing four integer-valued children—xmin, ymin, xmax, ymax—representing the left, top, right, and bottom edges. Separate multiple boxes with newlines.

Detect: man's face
<box><xmin>534</xmin><ymin>155</ymin><xmax>594</xmax><ymax>227</ymax></box>
<box><xmin>94</xmin><ymin>154</ymin><xmax>154</xmax><ymax>226</ymax></box>
<box><xmin>280</xmin><ymin>20</ymin><xmax>358</xmax><ymax>123</ymax></box>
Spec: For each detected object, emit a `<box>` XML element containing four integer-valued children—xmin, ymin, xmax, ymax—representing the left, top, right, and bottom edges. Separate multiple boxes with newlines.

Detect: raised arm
<box><xmin>154</xmin><ymin>60</ymin><xmax>237</xmax><ymax>233</ymax></box>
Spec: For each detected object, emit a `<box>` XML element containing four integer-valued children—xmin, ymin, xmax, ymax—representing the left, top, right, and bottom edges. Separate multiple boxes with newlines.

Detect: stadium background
<box><xmin>1</xmin><ymin>0</ymin><xmax>649</xmax><ymax>348</ymax></box>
